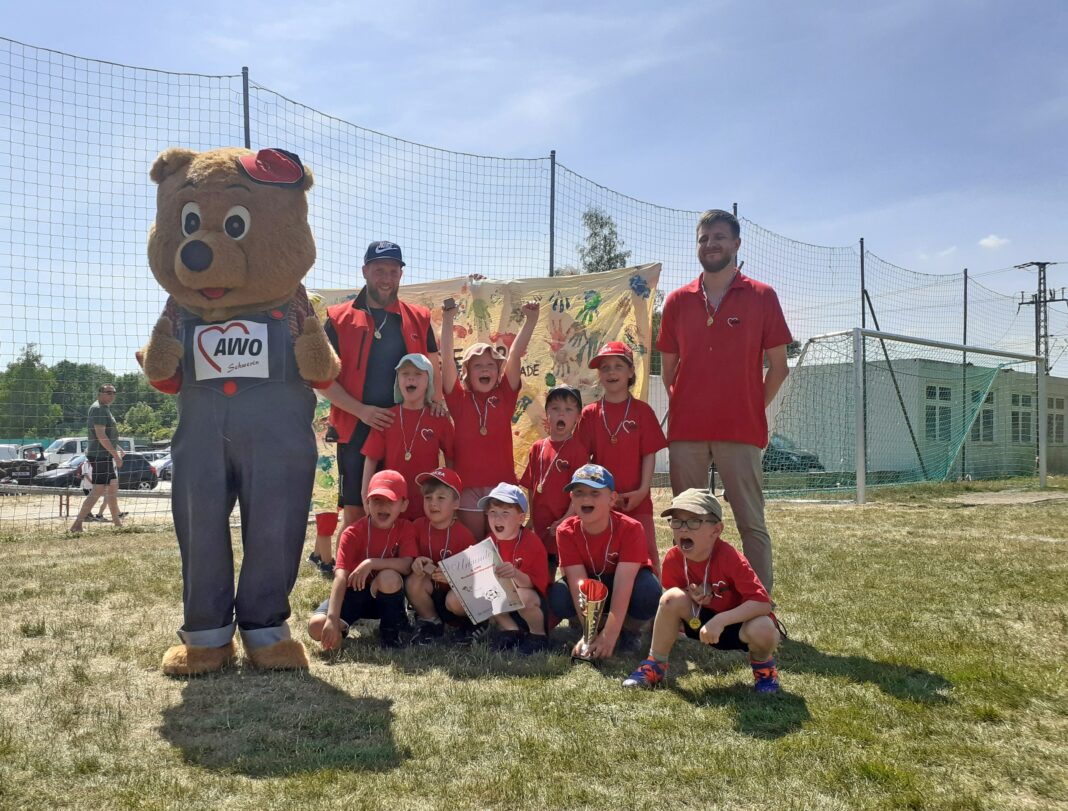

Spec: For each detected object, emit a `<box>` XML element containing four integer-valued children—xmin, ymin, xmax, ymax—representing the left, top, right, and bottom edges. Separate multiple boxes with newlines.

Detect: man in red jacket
<box><xmin>321</xmin><ymin>241</ymin><xmax>443</xmax><ymax>527</ymax></box>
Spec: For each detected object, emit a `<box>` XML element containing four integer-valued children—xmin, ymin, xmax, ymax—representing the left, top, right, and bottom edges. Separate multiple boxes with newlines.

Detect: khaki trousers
<box><xmin>668</xmin><ymin>440</ymin><xmax>774</xmax><ymax>594</ymax></box>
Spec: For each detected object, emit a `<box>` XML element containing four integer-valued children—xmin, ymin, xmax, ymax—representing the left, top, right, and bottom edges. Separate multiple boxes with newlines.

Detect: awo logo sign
<box><xmin>193</xmin><ymin>321</ymin><xmax>270</xmax><ymax>380</ymax></box>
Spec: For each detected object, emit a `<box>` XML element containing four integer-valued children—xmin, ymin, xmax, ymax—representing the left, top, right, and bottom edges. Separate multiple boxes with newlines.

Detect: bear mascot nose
<box><xmin>181</xmin><ymin>240</ymin><xmax>214</xmax><ymax>272</ymax></box>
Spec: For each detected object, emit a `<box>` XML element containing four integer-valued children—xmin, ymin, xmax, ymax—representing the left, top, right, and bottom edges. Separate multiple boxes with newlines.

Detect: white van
<box><xmin>44</xmin><ymin>436</ymin><xmax>135</xmax><ymax>469</ymax></box>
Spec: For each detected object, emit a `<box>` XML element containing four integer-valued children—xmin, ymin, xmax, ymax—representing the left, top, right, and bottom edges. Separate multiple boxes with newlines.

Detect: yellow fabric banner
<box><xmin>311</xmin><ymin>262</ymin><xmax>661</xmax><ymax>472</ymax></box>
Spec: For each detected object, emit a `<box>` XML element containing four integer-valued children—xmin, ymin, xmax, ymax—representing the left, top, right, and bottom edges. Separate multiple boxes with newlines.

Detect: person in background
<box><xmin>69</xmin><ymin>384</ymin><xmax>124</xmax><ymax>533</ymax></box>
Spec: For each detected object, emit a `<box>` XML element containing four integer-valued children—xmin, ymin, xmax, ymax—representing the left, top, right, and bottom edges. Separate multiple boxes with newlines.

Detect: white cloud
<box><xmin>979</xmin><ymin>234</ymin><xmax>1009</xmax><ymax>249</ymax></box>
<box><xmin>936</xmin><ymin>245</ymin><xmax>957</xmax><ymax>257</ymax></box>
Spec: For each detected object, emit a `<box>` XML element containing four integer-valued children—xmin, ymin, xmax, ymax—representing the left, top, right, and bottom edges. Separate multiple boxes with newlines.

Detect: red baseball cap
<box><xmin>236</xmin><ymin>148</ymin><xmax>306</xmax><ymax>187</ymax></box>
<box><xmin>589</xmin><ymin>341</ymin><xmax>634</xmax><ymax>369</ymax></box>
<box><xmin>366</xmin><ymin>469</ymin><xmax>407</xmax><ymax>501</ymax></box>
<box><xmin>415</xmin><ymin>467</ymin><xmax>463</xmax><ymax>498</ymax></box>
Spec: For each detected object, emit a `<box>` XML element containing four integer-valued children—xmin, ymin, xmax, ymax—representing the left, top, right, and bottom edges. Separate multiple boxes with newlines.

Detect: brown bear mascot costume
<box><xmin>140</xmin><ymin>147</ymin><xmax>340</xmax><ymax>675</ymax></box>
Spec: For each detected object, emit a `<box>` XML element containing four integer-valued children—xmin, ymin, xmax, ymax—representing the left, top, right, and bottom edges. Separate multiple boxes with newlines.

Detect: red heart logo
<box><xmin>196</xmin><ymin>322</ymin><xmax>251</xmax><ymax>373</ymax></box>
<box><xmin>420</xmin><ymin>428</ymin><xmax>435</xmax><ymax>442</ymax></box>
<box><xmin>487</xmin><ymin>396</ymin><xmax>499</xmax><ymax>408</ymax></box>
<box><xmin>555</xmin><ymin>458</ymin><xmax>571</xmax><ymax>471</ymax></box>
<box><xmin>622</xmin><ymin>419</ymin><xmax>638</xmax><ymax>433</ymax></box>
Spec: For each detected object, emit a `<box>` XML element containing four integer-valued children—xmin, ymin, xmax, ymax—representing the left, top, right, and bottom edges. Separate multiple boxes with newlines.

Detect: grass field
<box><xmin>1</xmin><ymin>480</ymin><xmax>1066</xmax><ymax>810</ymax></box>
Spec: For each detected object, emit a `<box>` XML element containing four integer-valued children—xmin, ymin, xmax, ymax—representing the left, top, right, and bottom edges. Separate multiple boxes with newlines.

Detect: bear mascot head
<box><xmin>140</xmin><ymin>147</ymin><xmax>339</xmax><ymax>676</ymax></box>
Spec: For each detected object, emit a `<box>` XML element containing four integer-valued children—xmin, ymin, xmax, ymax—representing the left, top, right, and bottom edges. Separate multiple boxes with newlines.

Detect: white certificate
<box><xmin>438</xmin><ymin>538</ymin><xmax>524</xmax><ymax>624</ymax></box>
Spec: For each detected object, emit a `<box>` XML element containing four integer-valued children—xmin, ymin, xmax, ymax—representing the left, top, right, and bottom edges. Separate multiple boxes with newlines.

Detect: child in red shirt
<box><xmin>308</xmin><ymin>470</ymin><xmax>418</xmax><ymax>650</ymax></box>
<box><xmin>623</xmin><ymin>488</ymin><xmax>781</xmax><ymax>693</ymax></box>
<box><xmin>405</xmin><ymin>467</ymin><xmax>478</xmax><ymax>646</ymax></box>
<box><xmin>441</xmin><ymin>296</ymin><xmax>540</xmax><ymax>539</ymax></box>
<box><xmin>547</xmin><ymin>464</ymin><xmax>662</xmax><ymax>659</ymax></box>
<box><xmin>577</xmin><ymin>341</ymin><xmax>667</xmax><ymax>574</ymax></box>
<box><xmin>361</xmin><ymin>353</ymin><xmax>455</xmax><ymax>521</ymax></box>
<box><xmin>478</xmin><ymin>483</ymin><xmax>551</xmax><ymax>655</ymax></box>
<box><xmin>519</xmin><ymin>385</ymin><xmax>588</xmax><ymax>580</ymax></box>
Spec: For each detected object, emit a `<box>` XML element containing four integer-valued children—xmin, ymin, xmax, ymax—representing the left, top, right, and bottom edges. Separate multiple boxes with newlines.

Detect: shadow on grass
<box><xmin>160</xmin><ymin>668</ymin><xmax>407</xmax><ymax>776</ymax></box>
<box><xmin>675</xmin><ymin>682</ymin><xmax>811</xmax><ymax>739</ymax></box>
<box><xmin>779</xmin><ymin>638</ymin><xmax>953</xmax><ymax>704</ymax></box>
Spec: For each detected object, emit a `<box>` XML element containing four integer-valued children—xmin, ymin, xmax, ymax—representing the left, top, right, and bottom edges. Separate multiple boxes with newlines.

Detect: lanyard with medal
<box><xmin>399</xmin><ymin>406</ymin><xmax>426</xmax><ymax>462</ymax></box>
<box><xmin>685</xmin><ymin>555</ymin><xmax>713</xmax><ymax>630</ymax></box>
<box><xmin>535</xmin><ymin>437</ymin><xmax>570</xmax><ymax>494</ymax></box>
<box><xmin>366</xmin><ymin>523</ymin><xmax>398</xmax><ymax>561</ymax></box>
<box><xmin>600</xmin><ymin>395</ymin><xmax>632</xmax><ymax>445</ymax></box>
<box><xmin>700</xmin><ymin>270</ymin><xmax>737</xmax><ymax>327</ymax></box>
<box><xmin>580</xmin><ymin>515</ymin><xmax>615</xmax><ymax>580</ymax></box>
<box><xmin>471</xmin><ymin>392</ymin><xmax>490</xmax><ymax>436</ymax></box>
<box><xmin>366</xmin><ymin>305</ymin><xmax>389</xmax><ymax>340</ymax></box>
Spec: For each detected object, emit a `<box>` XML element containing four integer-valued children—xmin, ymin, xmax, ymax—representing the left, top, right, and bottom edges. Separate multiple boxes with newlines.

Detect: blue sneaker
<box><xmin>751</xmin><ymin>658</ymin><xmax>780</xmax><ymax>694</ymax></box>
<box><xmin>622</xmin><ymin>657</ymin><xmax>668</xmax><ymax>689</ymax></box>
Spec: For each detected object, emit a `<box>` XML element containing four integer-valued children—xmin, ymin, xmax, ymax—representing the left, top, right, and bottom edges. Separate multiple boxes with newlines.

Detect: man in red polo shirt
<box><xmin>656</xmin><ymin>209</ymin><xmax>791</xmax><ymax>593</ymax></box>
<box><xmin>321</xmin><ymin>241</ymin><xmax>443</xmax><ymax>528</ymax></box>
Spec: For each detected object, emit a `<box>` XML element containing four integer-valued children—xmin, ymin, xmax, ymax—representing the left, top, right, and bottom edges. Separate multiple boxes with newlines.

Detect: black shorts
<box><xmin>313</xmin><ymin>585</ymin><xmax>381</xmax><ymax>633</ymax></box>
<box><xmin>337</xmin><ymin>423</ymin><xmax>373</xmax><ymax>508</ymax></box>
<box><xmin>506</xmin><ymin>593</ymin><xmax>549</xmax><ymax>633</ymax></box>
<box><xmin>430</xmin><ymin>585</ymin><xmax>468</xmax><ymax>626</ymax></box>
<box><xmin>89</xmin><ymin>455</ymin><xmax>116</xmax><ymax>486</ymax></box>
<box><xmin>683</xmin><ymin>607</ymin><xmax>749</xmax><ymax>651</ymax></box>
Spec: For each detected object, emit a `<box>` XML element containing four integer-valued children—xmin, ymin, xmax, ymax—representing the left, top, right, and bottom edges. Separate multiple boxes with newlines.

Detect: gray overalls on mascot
<box><xmin>139</xmin><ymin>147</ymin><xmax>340</xmax><ymax>675</ymax></box>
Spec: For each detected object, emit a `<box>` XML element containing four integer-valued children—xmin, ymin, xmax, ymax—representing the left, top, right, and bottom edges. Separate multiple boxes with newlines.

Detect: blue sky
<box><xmin>4</xmin><ymin>0</ymin><xmax>1067</xmax><ymax>355</ymax></box>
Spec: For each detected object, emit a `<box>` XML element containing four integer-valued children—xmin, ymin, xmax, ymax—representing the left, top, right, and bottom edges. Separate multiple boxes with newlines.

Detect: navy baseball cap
<box><xmin>364</xmin><ymin>241</ymin><xmax>405</xmax><ymax>266</ymax></box>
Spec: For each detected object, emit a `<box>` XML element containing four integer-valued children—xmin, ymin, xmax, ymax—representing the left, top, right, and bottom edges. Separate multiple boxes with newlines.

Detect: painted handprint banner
<box><xmin>312</xmin><ymin>262</ymin><xmax>661</xmax><ymax>471</ymax></box>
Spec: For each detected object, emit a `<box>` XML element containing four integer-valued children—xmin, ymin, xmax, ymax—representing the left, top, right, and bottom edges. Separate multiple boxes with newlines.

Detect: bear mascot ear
<box><xmin>150</xmin><ymin>147</ymin><xmax>198</xmax><ymax>184</ymax></box>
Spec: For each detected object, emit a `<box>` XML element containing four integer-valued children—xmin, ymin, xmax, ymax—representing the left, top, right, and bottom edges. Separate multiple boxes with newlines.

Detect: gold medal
<box><xmin>404</xmin><ymin>452</ymin><xmax>412</xmax><ymax>461</ymax></box>
<box><xmin>706</xmin><ymin>316</ymin><xmax>714</xmax><ymax>327</ymax></box>
<box><xmin>480</xmin><ymin>427</ymin><xmax>488</xmax><ymax>436</ymax></box>
<box><xmin>610</xmin><ymin>436</ymin><xmax>618</xmax><ymax>444</ymax></box>
<box><xmin>374</xmin><ymin>329</ymin><xmax>382</xmax><ymax>339</ymax></box>
<box><xmin>688</xmin><ymin>616</ymin><xmax>702</xmax><ymax>630</ymax></box>
<box><xmin>537</xmin><ymin>484</ymin><xmax>543</xmax><ymax>493</ymax></box>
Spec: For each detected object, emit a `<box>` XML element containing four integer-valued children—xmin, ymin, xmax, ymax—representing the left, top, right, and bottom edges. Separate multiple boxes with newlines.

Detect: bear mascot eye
<box><xmin>224</xmin><ymin>205</ymin><xmax>251</xmax><ymax>240</ymax></box>
<box><xmin>181</xmin><ymin>202</ymin><xmax>202</xmax><ymax>236</ymax></box>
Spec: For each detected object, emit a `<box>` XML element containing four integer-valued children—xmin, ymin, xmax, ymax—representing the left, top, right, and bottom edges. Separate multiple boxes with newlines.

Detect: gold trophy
<box><xmin>573</xmin><ymin>578</ymin><xmax>609</xmax><ymax>661</ymax></box>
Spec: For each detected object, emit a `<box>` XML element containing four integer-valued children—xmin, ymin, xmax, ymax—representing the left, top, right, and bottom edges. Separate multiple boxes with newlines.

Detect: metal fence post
<box><xmin>854</xmin><ymin>327</ymin><xmax>866</xmax><ymax>504</ymax></box>
<box><xmin>548</xmin><ymin>149</ymin><xmax>556</xmax><ymax>277</ymax></box>
<box><xmin>1038</xmin><ymin>364</ymin><xmax>1048</xmax><ymax>487</ymax></box>
<box><xmin>241</xmin><ymin>66</ymin><xmax>251</xmax><ymax>149</ymax></box>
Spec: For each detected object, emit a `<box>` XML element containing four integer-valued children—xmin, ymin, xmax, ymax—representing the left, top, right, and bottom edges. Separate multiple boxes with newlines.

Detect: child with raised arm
<box><xmin>308</xmin><ymin>470</ymin><xmax>417</xmax><ymax>650</ymax></box>
<box><xmin>361</xmin><ymin>353</ymin><xmax>455</xmax><ymax>521</ymax></box>
<box><xmin>440</xmin><ymin>296</ymin><xmax>540</xmax><ymax>539</ymax></box>
<box><xmin>405</xmin><ymin>467</ymin><xmax>478</xmax><ymax>646</ymax></box>
<box><xmin>519</xmin><ymin>385</ymin><xmax>589</xmax><ymax>580</ymax></box>
<box><xmin>547</xmin><ymin>464</ymin><xmax>662</xmax><ymax>658</ymax></box>
<box><xmin>622</xmin><ymin>488</ymin><xmax>780</xmax><ymax>692</ymax></box>
<box><xmin>577</xmin><ymin>341</ymin><xmax>667</xmax><ymax>575</ymax></box>
<box><xmin>478</xmin><ymin>483</ymin><xmax>551</xmax><ymax>655</ymax></box>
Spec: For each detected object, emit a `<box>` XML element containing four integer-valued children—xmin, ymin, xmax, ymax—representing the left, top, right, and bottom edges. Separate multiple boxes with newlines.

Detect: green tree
<box><xmin>578</xmin><ymin>207</ymin><xmax>631</xmax><ymax>274</ymax></box>
<box><xmin>51</xmin><ymin>360</ymin><xmax>113</xmax><ymax>435</ymax></box>
<box><xmin>0</xmin><ymin>345</ymin><xmax>63</xmax><ymax>439</ymax></box>
<box><xmin>118</xmin><ymin>402</ymin><xmax>163</xmax><ymax>437</ymax></box>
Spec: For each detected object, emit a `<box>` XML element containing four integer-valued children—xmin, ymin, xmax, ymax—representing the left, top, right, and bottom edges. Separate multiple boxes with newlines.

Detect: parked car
<box><xmin>43</xmin><ymin>436</ymin><xmax>135</xmax><ymax>470</ymax></box>
<box><xmin>0</xmin><ymin>443</ymin><xmax>47</xmax><ymax>483</ymax></box>
<box><xmin>762</xmin><ymin>434</ymin><xmax>824</xmax><ymax>473</ymax></box>
<box><xmin>140</xmin><ymin>450</ymin><xmax>170</xmax><ymax>463</ymax></box>
<box><xmin>152</xmin><ymin>455</ymin><xmax>172</xmax><ymax>481</ymax></box>
<box><xmin>32</xmin><ymin>452</ymin><xmax>159</xmax><ymax>490</ymax></box>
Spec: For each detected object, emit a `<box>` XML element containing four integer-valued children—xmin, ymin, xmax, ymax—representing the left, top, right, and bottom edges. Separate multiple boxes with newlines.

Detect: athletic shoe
<box><xmin>307</xmin><ymin>551</ymin><xmax>323</xmax><ymax>567</ymax></box>
<box><xmin>455</xmin><ymin>621</ymin><xmax>489</xmax><ymax>648</ymax></box>
<box><xmin>409</xmin><ymin>620</ymin><xmax>445</xmax><ymax>647</ymax></box>
<box><xmin>751</xmin><ymin>658</ymin><xmax>780</xmax><ymax>694</ymax></box>
<box><xmin>616</xmin><ymin>630</ymin><xmax>642</xmax><ymax>654</ymax></box>
<box><xmin>379</xmin><ymin>625</ymin><xmax>404</xmax><ymax>649</ymax></box>
<box><xmin>517</xmin><ymin>634</ymin><xmax>551</xmax><ymax>656</ymax></box>
<box><xmin>317</xmin><ymin>559</ymin><xmax>335</xmax><ymax>578</ymax></box>
<box><xmin>622</xmin><ymin>658</ymin><xmax>668</xmax><ymax>689</ymax></box>
<box><xmin>490</xmin><ymin>630</ymin><xmax>523</xmax><ymax>652</ymax></box>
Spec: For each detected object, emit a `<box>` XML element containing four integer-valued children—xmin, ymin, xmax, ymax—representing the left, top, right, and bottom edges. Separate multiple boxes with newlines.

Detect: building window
<box><xmin>1011</xmin><ymin>393</ymin><xmax>1033</xmax><ymax>444</ymax></box>
<box><xmin>970</xmin><ymin>390</ymin><xmax>994</xmax><ymax>443</ymax></box>
<box><xmin>1049</xmin><ymin>396</ymin><xmax>1065</xmax><ymax>445</ymax></box>
<box><xmin>925</xmin><ymin>385</ymin><xmax>952</xmax><ymax>442</ymax></box>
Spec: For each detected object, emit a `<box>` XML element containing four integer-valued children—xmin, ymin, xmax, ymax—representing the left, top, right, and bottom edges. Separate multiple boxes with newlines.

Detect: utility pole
<box><xmin>1016</xmin><ymin>261</ymin><xmax>1065</xmax><ymax>373</ymax></box>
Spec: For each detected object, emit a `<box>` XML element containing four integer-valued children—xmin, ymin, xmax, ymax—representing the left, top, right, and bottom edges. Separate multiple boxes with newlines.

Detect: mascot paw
<box><xmin>142</xmin><ymin>316</ymin><xmax>184</xmax><ymax>382</ymax></box>
<box><xmin>294</xmin><ymin>317</ymin><xmax>341</xmax><ymax>383</ymax></box>
<box><xmin>245</xmin><ymin>638</ymin><xmax>310</xmax><ymax>671</ymax></box>
<box><xmin>161</xmin><ymin>639</ymin><xmax>237</xmax><ymax>676</ymax></box>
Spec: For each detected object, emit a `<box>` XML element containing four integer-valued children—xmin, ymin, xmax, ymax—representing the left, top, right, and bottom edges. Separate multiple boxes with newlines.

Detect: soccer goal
<box><xmin>766</xmin><ymin>328</ymin><xmax>1046</xmax><ymax>503</ymax></box>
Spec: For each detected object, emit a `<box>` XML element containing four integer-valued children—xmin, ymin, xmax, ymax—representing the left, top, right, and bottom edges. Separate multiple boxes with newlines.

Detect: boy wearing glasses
<box><xmin>622</xmin><ymin>488</ymin><xmax>780</xmax><ymax>692</ymax></box>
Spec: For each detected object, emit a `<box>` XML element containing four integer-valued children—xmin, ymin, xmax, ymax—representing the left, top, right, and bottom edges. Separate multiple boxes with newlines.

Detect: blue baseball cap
<box><xmin>564</xmin><ymin>464</ymin><xmax>616</xmax><ymax>492</ymax></box>
<box><xmin>364</xmin><ymin>240</ymin><xmax>405</xmax><ymax>266</ymax></box>
<box><xmin>477</xmin><ymin>483</ymin><xmax>529</xmax><ymax>513</ymax></box>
